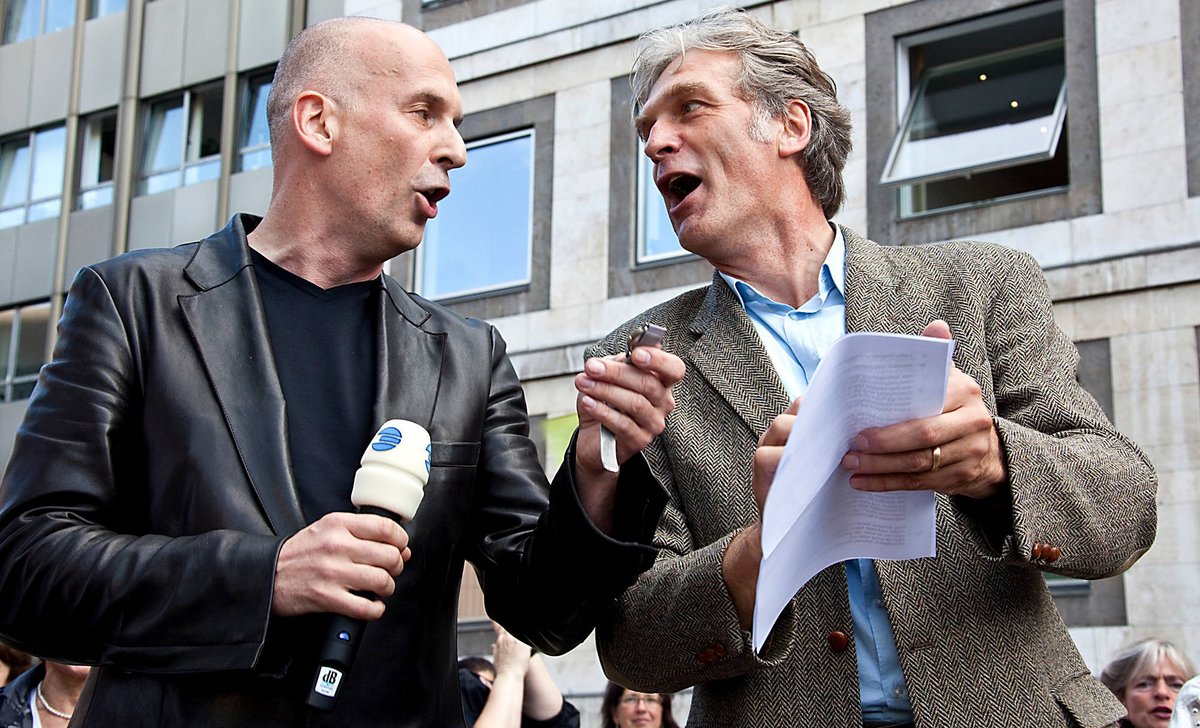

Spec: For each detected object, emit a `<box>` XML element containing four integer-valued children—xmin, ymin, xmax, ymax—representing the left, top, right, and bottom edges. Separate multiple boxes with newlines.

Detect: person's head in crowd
<box><xmin>457</xmin><ymin>656</ymin><xmax>496</xmax><ymax>688</ymax></box>
<box><xmin>1101</xmin><ymin>638</ymin><xmax>1197</xmax><ymax>728</ymax></box>
<box><xmin>0</xmin><ymin>644</ymin><xmax>31</xmax><ymax>686</ymax></box>
<box><xmin>600</xmin><ymin>681</ymin><xmax>679</xmax><ymax>728</ymax></box>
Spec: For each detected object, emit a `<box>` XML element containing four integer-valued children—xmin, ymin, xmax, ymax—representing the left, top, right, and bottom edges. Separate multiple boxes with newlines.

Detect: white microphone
<box><xmin>307</xmin><ymin>420</ymin><xmax>431</xmax><ymax>711</ymax></box>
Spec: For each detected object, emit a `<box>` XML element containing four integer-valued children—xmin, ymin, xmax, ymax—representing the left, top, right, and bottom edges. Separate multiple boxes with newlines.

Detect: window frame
<box><xmin>0</xmin><ymin>124</ymin><xmax>67</xmax><ymax>230</ymax></box>
<box><xmin>396</xmin><ymin>94</ymin><xmax>554</xmax><ymax>320</ymax></box>
<box><xmin>236</xmin><ymin>67</ymin><xmax>274</xmax><ymax>174</ymax></box>
<box><xmin>635</xmin><ymin>153</ymin><xmax>689</xmax><ymax>265</ymax></box>
<box><xmin>87</xmin><ymin>0</ymin><xmax>126</xmax><ymax>20</ymax></box>
<box><xmin>879</xmin><ymin>6</ymin><xmax>1069</xmax><ymax>190</ymax></box>
<box><xmin>2</xmin><ymin>0</ymin><xmax>74</xmax><ymax>44</ymax></box>
<box><xmin>137</xmin><ymin>82</ymin><xmax>224</xmax><ymax>196</ymax></box>
<box><xmin>76</xmin><ymin>109</ymin><xmax>118</xmax><ymax>210</ymax></box>
<box><xmin>864</xmin><ymin>0</ymin><xmax>1101</xmax><ymax>244</ymax></box>
<box><xmin>607</xmin><ymin>76</ymin><xmax>709</xmax><ymax>300</ymax></box>
<box><xmin>0</xmin><ymin>299</ymin><xmax>51</xmax><ymax>403</ymax></box>
<box><xmin>415</xmin><ymin>127</ymin><xmax>536</xmax><ymax>302</ymax></box>
<box><xmin>408</xmin><ymin>0</ymin><xmax>538</xmax><ymax>32</ymax></box>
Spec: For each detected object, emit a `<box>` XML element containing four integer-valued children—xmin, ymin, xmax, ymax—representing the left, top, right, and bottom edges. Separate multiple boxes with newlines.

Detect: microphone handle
<box><xmin>306</xmin><ymin>505</ymin><xmax>404</xmax><ymax>711</ymax></box>
<box><xmin>307</xmin><ymin>613</ymin><xmax>367</xmax><ymax>710</ymax></box>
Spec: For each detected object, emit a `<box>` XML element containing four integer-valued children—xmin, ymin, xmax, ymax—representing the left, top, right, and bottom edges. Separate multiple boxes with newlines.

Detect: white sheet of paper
<box><xmin>752</xmin><ymin>332</ymin><xmax>954</xmax><ymax>653</ymax></box>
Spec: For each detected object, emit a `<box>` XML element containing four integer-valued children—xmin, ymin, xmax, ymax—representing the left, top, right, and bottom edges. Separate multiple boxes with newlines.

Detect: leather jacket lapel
<box><xmin>375</xmin><ymin>276</ymin><xmax>444</xmax><ymax>433</ymax></box>
<box><xmin>687</xmin><ymin>272</ymin><xmax>791</xmax><ymax>436</ymax></box>
<box><xmin>179</xmin><ymin>216</ymin><xmax>306</xmax><ymax>536</ymax></box>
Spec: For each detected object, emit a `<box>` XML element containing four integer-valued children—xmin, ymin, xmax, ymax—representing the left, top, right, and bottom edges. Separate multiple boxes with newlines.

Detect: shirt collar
<box><xmin>719</xmin><ymin>223</ymin><xmax>846</xmax><ymax>312</ymax></box>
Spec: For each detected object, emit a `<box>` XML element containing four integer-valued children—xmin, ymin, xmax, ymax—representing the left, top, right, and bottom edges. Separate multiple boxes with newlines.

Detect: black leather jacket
<box><xmin>0</xmin><ymin>215</ymin><xmax>664</xmax><ymax>727</ymax></box>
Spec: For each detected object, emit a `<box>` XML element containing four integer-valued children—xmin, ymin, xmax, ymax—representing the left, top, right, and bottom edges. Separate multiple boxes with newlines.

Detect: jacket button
<box><xmin>712</xmin><ymin>641</ymin><xmax>727</xmax><ymax>657</ymax></box>
<box><xmin>1046</xmin><ymin>546</ymin><xmax>1061</xmax><ymax>563</ymax></box>
<box><xmin>697</xmin><ymin>648</ymin><xmax>715</xmax><ymax>664</ymax></box>
<box><xmin>1031</xmin><ymin>543</ymin><xmax>1045</xmax><ymax>560</ymax></box>
<box><xmin>828</xmin><ymin>631</ymin><xmax>849</xmax><ymax>652</ymax></box>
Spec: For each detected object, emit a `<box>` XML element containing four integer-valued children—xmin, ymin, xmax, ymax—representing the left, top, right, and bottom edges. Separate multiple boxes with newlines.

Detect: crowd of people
<box><xmin>0</xmin><ymin>5</ymin><xmax>1185</xmax><ymax>728</ymax></box>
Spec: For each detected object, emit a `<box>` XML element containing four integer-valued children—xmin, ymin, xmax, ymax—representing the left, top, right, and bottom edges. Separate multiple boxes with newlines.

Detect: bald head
<box><xmin>265</xmin><ymin>18</ymin><xmax>437</xmax><ymax>158</ymax></box>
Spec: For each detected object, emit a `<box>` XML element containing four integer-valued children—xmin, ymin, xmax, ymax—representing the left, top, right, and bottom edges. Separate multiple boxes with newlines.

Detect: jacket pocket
<box><xmin>430</xmin><ymin>441</ymin><xmax>480</xmax><ymax>468</ymax></box>
<box><xmin>1052</xmin><ymin>670</ymin><xmax>1126</xmax><ymax>728</ymax></box>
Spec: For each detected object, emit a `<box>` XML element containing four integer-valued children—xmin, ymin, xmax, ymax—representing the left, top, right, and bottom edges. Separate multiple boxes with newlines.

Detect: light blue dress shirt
<box><xmin>718</xmin><ymin>226</ymin><xmax>913</xmax><ymax>723</ymax></box>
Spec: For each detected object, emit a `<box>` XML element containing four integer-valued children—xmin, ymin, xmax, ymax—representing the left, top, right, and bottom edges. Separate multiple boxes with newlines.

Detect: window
<box><xmin>76</xmin><ymin>110</ymin><xmax>117</xmax><ymax>210</ymax></box>
<box><xmin>418</xmin><ymin>130</ymin><xmax>533</xmax><ymax>300</ymax></box>
<box><xmin>865</xmin><ymin>0</ymin><xmax>1100</xmax><ymax>242</ymax></box>
<box><xmin>139</xmin><ymin>83</ymin><xmax>223</xmax><ymax>196</ymax></box>
<box><xmin>607</xmin><ymin>76</ymin><xmax>709</xmax><ymax>300</ymax></box>
<box><xmin>881</xmin><ymin>1</ymin><xmax>1067</xmax><ymax>217</ymax></box>
<box><xmin>2</xmin><ymin>0</ymin><xmax>73</xmax><ymax>43</ymax></box>
<box><xmin>238</xmin><ymin>70</ymin><xmax>272</xmax><ymax>173</ymax></box>
<box><xmin>0</xmin><ymin>300</ymin><xmax>50</xmax><ymax>402</ymax></box>
<box><xmin>399</xmin><ymin>94</ymin><xmax>552</xmax><ymax>319</ymax></box>
<box><xmin>416</xmin><ymin>0</ymin><xmax>538</xmax><ymax>31</ymax></box>
<box><xmin>0</xmin><ymin>125</ymin><xmax>66</xmax><ymax>230</ymax></box>
<box><xmin>637</xmin><ymin>154</ymin><xmax>685</xmax><ymax>263</ymax></box>
<box><xmin>87</xmin><ymin>0</ymin><xmax>126</xmax><ymax>19</ymax></box>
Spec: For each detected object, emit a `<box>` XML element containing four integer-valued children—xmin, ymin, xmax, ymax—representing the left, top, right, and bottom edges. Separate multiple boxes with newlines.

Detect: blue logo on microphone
<box><xmin>372</xmin><ymin>427</ymin><xmax>403</xmax><ymax>451</ymax></box>
<box><xmin>425</xmin><ymin>443</ymin><xmax>431</xmax><ymax>473</ymax></box>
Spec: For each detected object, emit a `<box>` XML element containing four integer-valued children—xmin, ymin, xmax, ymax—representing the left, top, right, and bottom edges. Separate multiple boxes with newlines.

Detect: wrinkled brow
<box><xmin>635</xmin><ymin>80</ymin><xmax>709</xmax><ymax>138</ymax></box>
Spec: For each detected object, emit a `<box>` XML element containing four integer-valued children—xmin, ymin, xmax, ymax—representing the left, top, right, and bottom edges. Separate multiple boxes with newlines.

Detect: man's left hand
<box><xmin>572</xmin><ymin>345</ymin><xmax>685</xmax><ymax>532</ymax></box>
<box><xmin>842</xmin><ymin>319</ymin><xmax>1007</xmax><ymax>500</ymax></box>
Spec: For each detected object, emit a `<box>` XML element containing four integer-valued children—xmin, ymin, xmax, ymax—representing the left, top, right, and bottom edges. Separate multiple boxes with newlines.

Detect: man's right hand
<box><xmin>271</xmin><ymin>512</ymin><xmax>410</xmax><ymax>619</ymax></box>
<box><xmin>723</xmin><ymin>397</ymin><xmax>800</xmax><ymax>628</ymax></box>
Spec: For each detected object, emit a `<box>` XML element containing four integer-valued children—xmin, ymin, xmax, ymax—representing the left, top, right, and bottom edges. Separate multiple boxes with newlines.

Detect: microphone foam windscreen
<box><xmin>351</xmin><ymin>420</ymin><xmax>431</xmax><ymax>520</ymax></box>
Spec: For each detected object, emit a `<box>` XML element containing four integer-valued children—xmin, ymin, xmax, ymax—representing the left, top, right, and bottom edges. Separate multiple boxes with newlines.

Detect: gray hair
<box><xmin>631</xmin><ymin>6</ymin><xmax>852</xmax><ymax>218</ymax></box>
<box><xmin>266</xmin><ymin>17</ymin><xmax>383</xmax><ymax>158</ymax></box>
<box><xmin>1100</xmin><ymin>638</ymin><xmax>1196</xmax><ymax>700</ymax></box>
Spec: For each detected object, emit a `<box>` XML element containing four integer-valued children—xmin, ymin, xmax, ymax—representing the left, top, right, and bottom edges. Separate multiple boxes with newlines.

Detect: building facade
<box><xmin>1</xmin><ymin>0</ymin><xmax>1197</xmax><ymax>724</ymax></box>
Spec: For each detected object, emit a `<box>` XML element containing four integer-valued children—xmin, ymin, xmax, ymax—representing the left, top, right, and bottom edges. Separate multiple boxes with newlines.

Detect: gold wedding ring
<box><xmin>930</xmin><ymin>446</ymin><xmax>942</xmax><ymax>472</ymax></box>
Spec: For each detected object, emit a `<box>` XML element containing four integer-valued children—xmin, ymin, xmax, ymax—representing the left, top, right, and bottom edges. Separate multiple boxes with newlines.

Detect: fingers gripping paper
<box><xmin>753</xmin><ymin>332</ymin><xmax>954</xmax><ymax>652</ymax></box>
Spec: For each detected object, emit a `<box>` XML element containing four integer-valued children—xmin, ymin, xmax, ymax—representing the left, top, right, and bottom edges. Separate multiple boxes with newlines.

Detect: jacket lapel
<box><xmin>842</xmin><ymin>225</ymin><xmax>908</xmax><ymax>336</ymax></box>
<box><xmin>178</xmin><ymin>215</ymin><xmax>306</xmax><ymax>536</ymax></box>
<box><xmin>686</xmin><ymin>272</ymin><xmax>791</xmax><ymax>436</ymax></box>
<box><xmin>375</xmin><ymin>277</ymin><xmax>444</xmax><ymax>433</ymax></box>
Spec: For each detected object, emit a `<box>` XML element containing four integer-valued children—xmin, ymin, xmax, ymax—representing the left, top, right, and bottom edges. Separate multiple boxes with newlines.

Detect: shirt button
<box><xmin>892</xmin><ymin>686</ymin><xmax>904</xmax><ymax>697</ymax></box>
<box><xmin>873</xmin><ymin>598</ymin><xmax>884</xmax><ymax>608</ymax></box>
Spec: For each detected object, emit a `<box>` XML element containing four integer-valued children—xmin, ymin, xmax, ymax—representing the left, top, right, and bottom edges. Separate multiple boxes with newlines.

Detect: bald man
<box><xmin>0</xmin><ymin>18</ymin><xmax>683</xmax><ymax>727</ymax></box>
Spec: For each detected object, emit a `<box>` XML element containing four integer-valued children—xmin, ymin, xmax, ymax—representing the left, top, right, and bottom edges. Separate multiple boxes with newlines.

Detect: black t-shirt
<box><xmin>251</xmin><ymin>249</ymin><xmax>378</xmax><ymax>522</ymax></box>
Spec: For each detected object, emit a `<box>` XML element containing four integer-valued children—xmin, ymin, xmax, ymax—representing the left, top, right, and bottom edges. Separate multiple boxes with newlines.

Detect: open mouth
<box><xmin>658</xmin><ymin>172</ymin><xmax>702</xmax><ymax>209</ymax></box>
<box><xmin>416</xmin><ymin>186</ymin><xmax>449</xmax><ymax>217</ymax></box>
<box><xmin>419</xmin><ymin>187</ymin><xmax>449</xmax><ymax>206</ymax></box>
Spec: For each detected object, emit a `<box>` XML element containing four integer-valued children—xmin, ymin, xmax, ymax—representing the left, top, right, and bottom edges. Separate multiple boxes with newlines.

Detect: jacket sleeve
<box><xmin>0</xmin><ymin>267</ymin><xmax>283</xmax><ymax>672</ymax></box>
<box><xmin>953</xmin><ymin>248</ymin><xmax>1157</xmax><ymax>577</ymax></box>
<box><xmin>463</xmin><ymin>326</ymin><xmax>663</xmax><ymax>656</ymax></box>
<box><xmin>590</xmin><ymin>322</ymin><xmax>790</xmax><ymax>692</ymax></box>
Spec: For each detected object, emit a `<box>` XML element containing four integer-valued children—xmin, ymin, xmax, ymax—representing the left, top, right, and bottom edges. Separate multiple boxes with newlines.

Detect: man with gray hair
<box><xmin>595</xmin><ymin>7</ymin><xmax>1156</xmax><ymax>727</ymax></box>
<box><xmin>0</xmin><ymin>16</ymin><xmax>683</xmax><ymax>727</ymax></box>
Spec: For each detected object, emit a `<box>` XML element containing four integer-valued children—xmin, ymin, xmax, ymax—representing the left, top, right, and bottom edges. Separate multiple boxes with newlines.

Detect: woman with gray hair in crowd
<box><xmin>1101</xmin><ymin>638</ymin><xmax>1196</xmax><ymax>728</ymax></box>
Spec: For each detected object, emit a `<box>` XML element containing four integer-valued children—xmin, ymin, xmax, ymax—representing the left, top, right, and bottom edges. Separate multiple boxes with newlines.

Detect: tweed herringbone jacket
<box><xmin>594</xmin><ymin>227</ymin><xmax>1157</xmax><ymax>728</ymax></box>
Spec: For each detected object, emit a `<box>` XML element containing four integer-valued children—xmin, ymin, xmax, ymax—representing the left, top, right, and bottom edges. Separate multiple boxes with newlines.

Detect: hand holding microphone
<box><xmin>268</xmin><ymin>420</ymin><xmax>430</xmax><ymax>710</ymax></box>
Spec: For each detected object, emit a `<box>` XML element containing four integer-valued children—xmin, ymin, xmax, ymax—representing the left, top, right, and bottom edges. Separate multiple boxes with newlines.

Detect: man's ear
<box><xmin>778</xmin><ymin>99</ymin><xmax>812</xmax><ymax>159</ymax></box>
<box><xmin>292</xmin><ymin>91</ymin><xmax>338</xmax><ymax>156</ymax></box>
